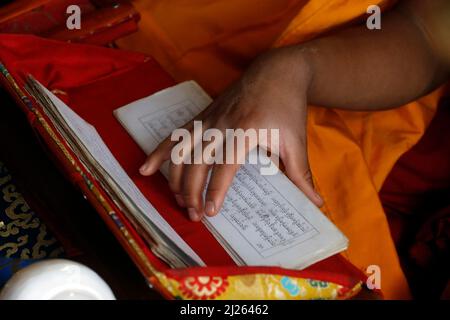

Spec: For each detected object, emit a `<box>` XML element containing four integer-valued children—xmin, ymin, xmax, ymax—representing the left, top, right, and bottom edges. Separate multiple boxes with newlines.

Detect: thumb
<box><xmin>281</xmin><ymin>139</ymin><xmax>324</xmax><ymax>207</ymax></box>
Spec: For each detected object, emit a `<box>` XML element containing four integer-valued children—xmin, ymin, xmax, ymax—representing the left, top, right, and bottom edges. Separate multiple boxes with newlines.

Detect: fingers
<box><xmin>181</xmin><ymin>163</ymin><xmax>211</xmax><ymax>221</ymax></box>
<box><xmin>140</xmin><ymin>138</ymin><xmax>176</xmax><ymax>176</ymax></box>
<box><xmin>203</xmin><ymin>130</ymin><xmax>252</xmax><ymax>217</ymax></box>
<box><xmin>168</xmin><ymin>161</ymin><xmax>185</xmax><ymax>207</ymax></box>
<box><xmin>204</xmin><ymin>163</ymin><xmax>241</xmax><ymax>217</ymax></box>
<box><xmin>170</xmin><ymin>130</ymin><xmax>225</xmax><ymax>220</ymax></box>
<box><xmin>139</xmin><ymin>106</ymin><xmax>212</xmax><ymax>177</ymax></box>
<box><xmin>282</xmin><ymin>137</ymin><xmax>324</xmax><ymax>207</ymax></box>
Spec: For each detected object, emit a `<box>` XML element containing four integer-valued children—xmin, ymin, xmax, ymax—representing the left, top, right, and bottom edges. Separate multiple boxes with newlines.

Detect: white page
<box><xmin>36</xmin><ymin>81</ymin><xmax>205</xmax><ymax>267</ymax></box>
<box><xmin>115</xmin><ymin>81</ymin><xmax>349</xmax><ymax>269</ymax></box>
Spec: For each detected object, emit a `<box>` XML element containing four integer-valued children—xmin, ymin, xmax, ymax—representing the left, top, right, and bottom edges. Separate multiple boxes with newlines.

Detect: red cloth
<box><xmin>0</xmin><ymin>34</ymin><xmax>366</xmax><ymax>291</ymax></box>
<box><xmin>0</xmin><ymin>0</ymin><xmax>139</xmax><ymax>46</ymax></box>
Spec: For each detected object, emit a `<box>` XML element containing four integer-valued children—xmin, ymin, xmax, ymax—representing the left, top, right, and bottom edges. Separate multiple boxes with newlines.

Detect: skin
<box><xmin>140</xmin><ymin>0</ymin><xmax>450</xmax><ymax>222</ymax></box>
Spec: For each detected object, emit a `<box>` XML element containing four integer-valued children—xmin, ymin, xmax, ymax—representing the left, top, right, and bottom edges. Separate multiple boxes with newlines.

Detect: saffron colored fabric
<box><xmin>117</xmin><ymin>0</ymin><xmax>447</xmax><ymax>298</ymax></box>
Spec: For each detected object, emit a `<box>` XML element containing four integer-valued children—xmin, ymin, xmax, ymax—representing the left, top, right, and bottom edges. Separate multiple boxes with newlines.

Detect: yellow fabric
<box><xmin>157</xmin><ymin>272</ymin><xmax>362</xmax><ymax>300</ymax></box>
<box><xmin>117</xmin><ymin>0</ymin><xmax>308</xmax><ymax>95</ymax></box>
<box><xmin>118</xmin><ymin>0</ymin><xmax>444</xmax><ymax>299</ymax></box>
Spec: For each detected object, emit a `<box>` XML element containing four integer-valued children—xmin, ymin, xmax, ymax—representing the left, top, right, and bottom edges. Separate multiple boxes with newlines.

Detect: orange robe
<box><xmin>117</xmin><ymin>0</ymin><xmax>444</xmax><ymax>299</ymax></box>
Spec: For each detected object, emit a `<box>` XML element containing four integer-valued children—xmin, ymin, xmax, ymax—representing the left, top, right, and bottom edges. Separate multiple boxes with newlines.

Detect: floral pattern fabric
<box><xmin>156</xmin><ymin>272</ymin><xmax>362</xmax><ymax>300</ymax></box>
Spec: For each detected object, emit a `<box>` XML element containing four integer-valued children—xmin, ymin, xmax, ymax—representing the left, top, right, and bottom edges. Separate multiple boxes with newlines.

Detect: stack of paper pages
<box><xmin>26</xmin><ymin>77</ymin><xmax>348</xmax><ymax>270</ymax></box>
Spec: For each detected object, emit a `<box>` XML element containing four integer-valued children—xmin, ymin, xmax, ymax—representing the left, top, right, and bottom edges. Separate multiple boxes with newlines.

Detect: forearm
<box><xmin>279</xmin><ymin>3</ymin><xmax>449</xmax><ymax>111</ymax></box>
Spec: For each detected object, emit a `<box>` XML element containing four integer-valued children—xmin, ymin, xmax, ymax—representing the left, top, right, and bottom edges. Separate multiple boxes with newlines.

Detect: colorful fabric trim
<box><xmin>155</xmin><ymin>272</ymin><xmax>362</xmax><ymax>300</ymax></box>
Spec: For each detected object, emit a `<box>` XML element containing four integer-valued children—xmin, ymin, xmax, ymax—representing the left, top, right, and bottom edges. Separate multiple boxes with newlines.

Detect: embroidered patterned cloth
<box><xmin>0</xmin><ymin>161</ymin><xmax>64</xmax><ymax>286</ymax></box>
<box><xmin>157</xmin><ymin>273</ymin><xmax>361</xmax><ymax>300</ymax></box>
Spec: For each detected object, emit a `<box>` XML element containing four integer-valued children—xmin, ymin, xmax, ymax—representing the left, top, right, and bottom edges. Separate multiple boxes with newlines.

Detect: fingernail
<box><xmin>175</xmin><ymin>194</ymin><xmax>185</xmax><ymax>207</ymax></box>
<box><xmin>188</xmin><ymin>208</ymin><xmax>200</xmax><ymax>221</ymax></box>
<box><xmin>205</xmin><ymin>201</ymin><xmax>215</xmax><ymax>216</ymax></box>
<box><xmin>139</xmin><ymin>163</ymin><xmax>148</xmax><ymax>175</ymax></box>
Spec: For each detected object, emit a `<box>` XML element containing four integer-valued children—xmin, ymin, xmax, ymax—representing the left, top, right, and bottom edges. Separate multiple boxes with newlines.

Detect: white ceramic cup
<box><xmin>0</xmin><ymin>259</ymin><xmax>116</xmax><ymax>300</ymax></box>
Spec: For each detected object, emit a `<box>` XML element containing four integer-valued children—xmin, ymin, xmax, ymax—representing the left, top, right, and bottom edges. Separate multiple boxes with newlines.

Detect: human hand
<box><xmin>140</xmin><ymin>47</ymin><xmax>324</xmax><ymax>221</ymax></box>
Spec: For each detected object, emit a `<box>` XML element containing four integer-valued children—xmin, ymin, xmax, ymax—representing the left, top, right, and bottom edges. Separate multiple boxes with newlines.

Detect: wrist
<box><xmin>255</xmin><ymin>46</ymin><xmax>315</xmax><ymax>97</ymax></box>
<box><xmin>282</xmin><ymin>46</ymin><xmax>315</xmax><ymax>98</ymax></box>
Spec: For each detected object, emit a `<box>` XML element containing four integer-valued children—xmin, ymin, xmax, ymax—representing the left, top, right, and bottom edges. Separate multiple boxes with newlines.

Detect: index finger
<box><xmin>140</xmin><ymin>105</ymin><xmax>213</xmax><ymax>176</ymax></box>
<box><xmin>204</xmin><ymin>163</ymin><xmax>241</xmax><ymax>217</ymax></box>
